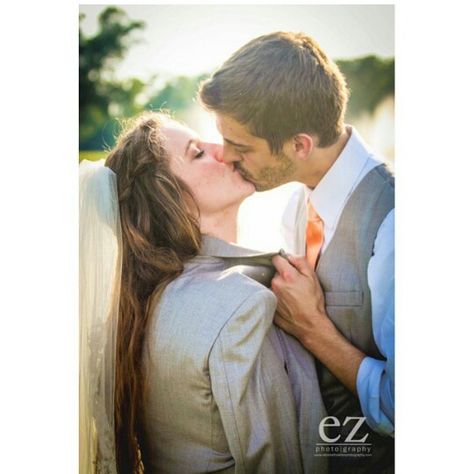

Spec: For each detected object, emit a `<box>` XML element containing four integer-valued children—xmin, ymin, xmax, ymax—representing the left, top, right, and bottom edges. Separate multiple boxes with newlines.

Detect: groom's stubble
<box><xmin>235</xmin><ymin>150</ymin><xmax>296</xmax><ymax>192</ymax></box>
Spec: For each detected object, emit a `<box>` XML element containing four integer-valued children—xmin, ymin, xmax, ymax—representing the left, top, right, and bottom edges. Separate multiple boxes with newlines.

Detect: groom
<box><xmin>199</xmin><ymin>32</ymin><xmax>394</xmax><ymax>473</ymax></box>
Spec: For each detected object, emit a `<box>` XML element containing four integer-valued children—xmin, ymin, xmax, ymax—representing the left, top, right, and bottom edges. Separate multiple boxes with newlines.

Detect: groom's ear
<box><xmin>289</xmin><ymin>133</ymin><xmax>315</xmax><ymax>161</ymax></box>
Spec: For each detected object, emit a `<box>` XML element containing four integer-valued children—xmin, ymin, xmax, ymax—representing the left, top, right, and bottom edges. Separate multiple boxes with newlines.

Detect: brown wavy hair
<box><xmin>105</xmin><ymin>112</ymin><xmax>201</xmax><ymax>473</ymax></box>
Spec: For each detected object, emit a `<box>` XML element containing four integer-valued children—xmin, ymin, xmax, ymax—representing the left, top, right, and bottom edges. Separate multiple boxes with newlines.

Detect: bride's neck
<box><xmin>200</xmin><ymin>206</ymin><xmax>239</xmax><ymax>243</ymax></box>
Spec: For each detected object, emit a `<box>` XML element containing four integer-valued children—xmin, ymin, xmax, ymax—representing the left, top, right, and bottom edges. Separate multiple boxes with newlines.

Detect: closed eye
<box><xmin>235</xmin><ymin>146</ymin><xmax>251</xmax><ymax>156</ymax></box>
<box><xmin>194</xmin><ymin>149</ymin><xmax>205</xmax><ymax>159</ymax></box>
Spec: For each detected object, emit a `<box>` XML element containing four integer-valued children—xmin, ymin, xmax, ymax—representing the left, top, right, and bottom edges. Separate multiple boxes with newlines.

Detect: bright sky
<box><xmin>80</xmin><ymin>4</ymin><xmax>394</xmax><ymax>81</ymax></box>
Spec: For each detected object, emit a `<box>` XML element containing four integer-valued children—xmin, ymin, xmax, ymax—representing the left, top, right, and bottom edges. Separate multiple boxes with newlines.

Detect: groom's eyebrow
<box><xmin>223</xmin><ymin>137</ymin><xmax>252</xmax><ymax>151</ymax></box>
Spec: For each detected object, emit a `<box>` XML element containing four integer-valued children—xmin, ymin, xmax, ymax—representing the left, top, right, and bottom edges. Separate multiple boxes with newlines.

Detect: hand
<box><xmin>272</xmin><ymin>254</ymin><xmax>366</xmax><ymax>394</ymax></box>
<box><xmin>271</xmin><ymin>254</ymin><xmax>328</xmax><ymax>344</ymax></box>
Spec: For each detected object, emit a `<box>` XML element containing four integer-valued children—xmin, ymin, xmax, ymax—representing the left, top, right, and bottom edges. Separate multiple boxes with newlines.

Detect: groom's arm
<box><xmin>271</xmin><ymin>211</ymin><xmax>394</xmax><ymax>437</ymax></box>
<box><xmin>357</xmin><ymin>211</ymin><xmax>394</xmax><ymax>435</ymax></box>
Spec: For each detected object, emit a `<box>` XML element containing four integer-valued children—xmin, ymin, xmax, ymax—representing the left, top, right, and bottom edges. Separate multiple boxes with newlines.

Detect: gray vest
<box><xmin>316</xmin><ymin>164</ymin><xmax>394</xmax><ymax>473</ymax></box>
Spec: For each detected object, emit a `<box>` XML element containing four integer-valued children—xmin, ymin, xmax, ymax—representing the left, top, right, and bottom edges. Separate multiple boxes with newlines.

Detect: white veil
<box><xmin>79</xmin><ymin>160</ymin><xmax>121</xmax><ymax>474</ymax></box>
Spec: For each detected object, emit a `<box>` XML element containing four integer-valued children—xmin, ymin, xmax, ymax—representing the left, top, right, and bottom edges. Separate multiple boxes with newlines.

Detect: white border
<box><xmin>2</xmin><ymin>2</ymin><xmax>473</xmax><ymax>472</ymax></box>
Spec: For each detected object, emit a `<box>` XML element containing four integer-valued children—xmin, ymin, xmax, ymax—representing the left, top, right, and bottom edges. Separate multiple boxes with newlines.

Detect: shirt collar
<box><xmin>305</xmin><ymin>126</ymin><xmax>377</xmax><ymax>233</ymax></box>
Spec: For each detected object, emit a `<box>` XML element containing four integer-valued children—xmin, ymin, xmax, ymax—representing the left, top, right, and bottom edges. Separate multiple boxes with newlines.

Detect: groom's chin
<box><xmin>253</xmin><ymin>181</ymin><xmax>274</xmax><ymax>192</ymax></box>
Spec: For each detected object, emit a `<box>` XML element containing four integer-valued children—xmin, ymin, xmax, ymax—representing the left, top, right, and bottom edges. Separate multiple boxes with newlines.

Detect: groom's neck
<box><xmin>302</xmin><ymin>125</ymin><xmax>351</xmax><ymax>189</ymax></box>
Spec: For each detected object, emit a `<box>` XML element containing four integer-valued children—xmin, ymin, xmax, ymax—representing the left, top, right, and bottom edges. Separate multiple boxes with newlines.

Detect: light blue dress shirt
<box><xmin>281</xmin><ymin>126</ymin><xmax>394</xmax><ymax>436</ymax></box>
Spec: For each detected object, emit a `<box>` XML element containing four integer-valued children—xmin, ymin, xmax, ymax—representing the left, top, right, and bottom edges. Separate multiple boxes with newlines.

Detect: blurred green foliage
<box><xmin>336</xmin><ymin>56</ymin><xmax>395</xmax><ymax>120</ymax></box>
<box><xmin>147</xmin><ymin>75</ymin><xmax>208</xmax><ymax>118</ymax></box>
<box><xmin>80</xmin><ymin>7</ymin><xmax>146</xmax><ymax>149</ymax></box>
<box><xmin>79</xmin><ymin>7</ymin><xmax>394</xmax><ymax>152</ymax></box>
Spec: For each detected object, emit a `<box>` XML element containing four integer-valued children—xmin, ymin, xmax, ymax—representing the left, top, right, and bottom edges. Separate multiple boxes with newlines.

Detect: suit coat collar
<box><xmin>196</xmin><ymin>236</ymin><xmax>289</xmax><ymax>288</ymax></box>
<box><xmin>199</xmin><ymin>235</ymin><xmax>280</xmax><ymax>262</ymax></box>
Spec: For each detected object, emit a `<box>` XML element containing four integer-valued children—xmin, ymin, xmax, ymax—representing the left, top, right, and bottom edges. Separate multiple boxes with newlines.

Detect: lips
<box><xmin>234</xmin><ymin>164</ymin><xmax>254</xmax><ymax>183</ymax></box>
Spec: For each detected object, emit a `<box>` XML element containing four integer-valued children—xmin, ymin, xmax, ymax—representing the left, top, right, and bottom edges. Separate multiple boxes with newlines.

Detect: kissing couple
<box><xmin>80</xmin><ymin>31</ymin><xmax>394</xmax><ymax>474</ymax></box>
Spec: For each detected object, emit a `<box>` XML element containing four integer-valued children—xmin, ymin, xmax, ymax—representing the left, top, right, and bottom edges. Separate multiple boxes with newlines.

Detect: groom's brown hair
<box><xmin>199</xmin><ymin>31</ymin><xmax>348</xmax><ymax>153</ymax></box>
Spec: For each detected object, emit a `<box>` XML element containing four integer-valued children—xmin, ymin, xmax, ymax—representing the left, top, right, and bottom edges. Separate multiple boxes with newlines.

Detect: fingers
<box><xmin>273</xmin><ymin>253</ymin><xmax>315</xmax><ymax>278</ymax></box>
<box><xmin>272</xmin><ymin>255</ymin><xmax>298</xmax><ymax>281</ymax></box>
<box><xmin>274</xmin><ymin>312</ymin><xmax>291</xmax><ymax>333</ymax></box>
<box><xmin>287</xmin><ymin>254</ymin><xmax>315</xmax><ymax>277</ymax></box>
<box><xmin>270</xmin><ymin>272</ymin><xmax>284</xmax><ymax>293</ymax></box>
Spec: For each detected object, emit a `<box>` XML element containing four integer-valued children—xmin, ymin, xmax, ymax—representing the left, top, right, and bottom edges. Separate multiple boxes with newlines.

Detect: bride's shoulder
<box><xmin>165</xmin><ymin>266</ymin><xmax>274</xmax><ymax>314</ymax></box>
<box><xmin>155</xmin><ymin>267</ymin><xmax>275</xmax><ymax>338</ymax></box>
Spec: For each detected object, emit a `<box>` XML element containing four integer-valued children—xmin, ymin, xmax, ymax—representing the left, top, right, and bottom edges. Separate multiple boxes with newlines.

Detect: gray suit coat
<box><xmin>141</xmin><ymin>236</ymin><xmax>328</xmax><ymax>473</ymax></box>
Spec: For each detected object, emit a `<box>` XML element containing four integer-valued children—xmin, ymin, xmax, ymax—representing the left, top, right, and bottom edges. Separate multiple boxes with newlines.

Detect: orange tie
<box><xmin>306</xmin><ymin>202</ymin><xmax>324</xmax><ymax>269</ymax></box>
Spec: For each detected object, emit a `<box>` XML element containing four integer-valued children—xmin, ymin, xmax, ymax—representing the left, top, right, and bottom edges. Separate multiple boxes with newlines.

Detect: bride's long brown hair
<box><xmin>105</xmin><ymin>112</ymin><xmax>201</xmax><ymax>473</ymax></box>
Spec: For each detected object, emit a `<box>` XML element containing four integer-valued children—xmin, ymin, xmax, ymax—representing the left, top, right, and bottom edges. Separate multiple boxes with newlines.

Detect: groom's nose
<box><xmin>214</xmin><ymin>143</ymin><xmax>224</xmax><ymax>163</ymax></box>
<box><xmin>222</xmin><ymin>142</ymin><xmax>242</xmax><ymax>164</ymax></box>
<box><xmin>205</xmin><ymin>143</ymin><xmax>224</xmax><ymax>162</ymax></box>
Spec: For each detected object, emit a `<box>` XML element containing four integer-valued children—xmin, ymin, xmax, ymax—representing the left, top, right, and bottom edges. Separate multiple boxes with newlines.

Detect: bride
<box><xmin>80</xmin><ymin>111</ymin><xmax>328</xmax><ymax>473</ymax></box>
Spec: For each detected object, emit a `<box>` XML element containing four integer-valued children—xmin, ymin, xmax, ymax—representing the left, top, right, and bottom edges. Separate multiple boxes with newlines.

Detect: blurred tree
<box><xmin>79</xmin><ymin>7</ymin><xmax>146</xmax><ymax>150</ymax></box>
<box><xmin>336</xmin><ymin>56</ymin><xmax>394</xmax><ymax>120</ymax></box>
<box><xmin>146</xmin><ymin>74</ymin><xmax>208</xmax><ymax>118</ymax></box>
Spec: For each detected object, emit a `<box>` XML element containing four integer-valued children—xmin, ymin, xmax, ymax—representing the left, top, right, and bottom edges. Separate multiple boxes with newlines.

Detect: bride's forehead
<box><xmin>162</xmin><ymin>120</ymin><xmax>196</xmax><ymax>144</ymax></box>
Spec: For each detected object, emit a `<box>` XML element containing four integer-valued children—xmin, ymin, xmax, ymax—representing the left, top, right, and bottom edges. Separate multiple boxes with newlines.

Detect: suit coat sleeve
<box><xmin>208</xmin><ymin>289</ymin><xmax>303</xmax><ymax>474</ymax></box>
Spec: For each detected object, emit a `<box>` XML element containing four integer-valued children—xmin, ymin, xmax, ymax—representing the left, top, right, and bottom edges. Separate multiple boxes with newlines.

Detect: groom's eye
<box><xmin>194</xmin><ymin>149</ymin><xmax>205</xmax><ymax>159</ymax></box>
<box><xmin>236</xmin><ymin>146</ymin><xmax>250</xmax><ymax>157</ymax></box>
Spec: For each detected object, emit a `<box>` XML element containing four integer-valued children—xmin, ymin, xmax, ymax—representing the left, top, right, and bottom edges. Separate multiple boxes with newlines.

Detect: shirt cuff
<box><xmin>356</xmin><ymin>356</ymin><xmax>394</xmax><ymax>437</ymax></box>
